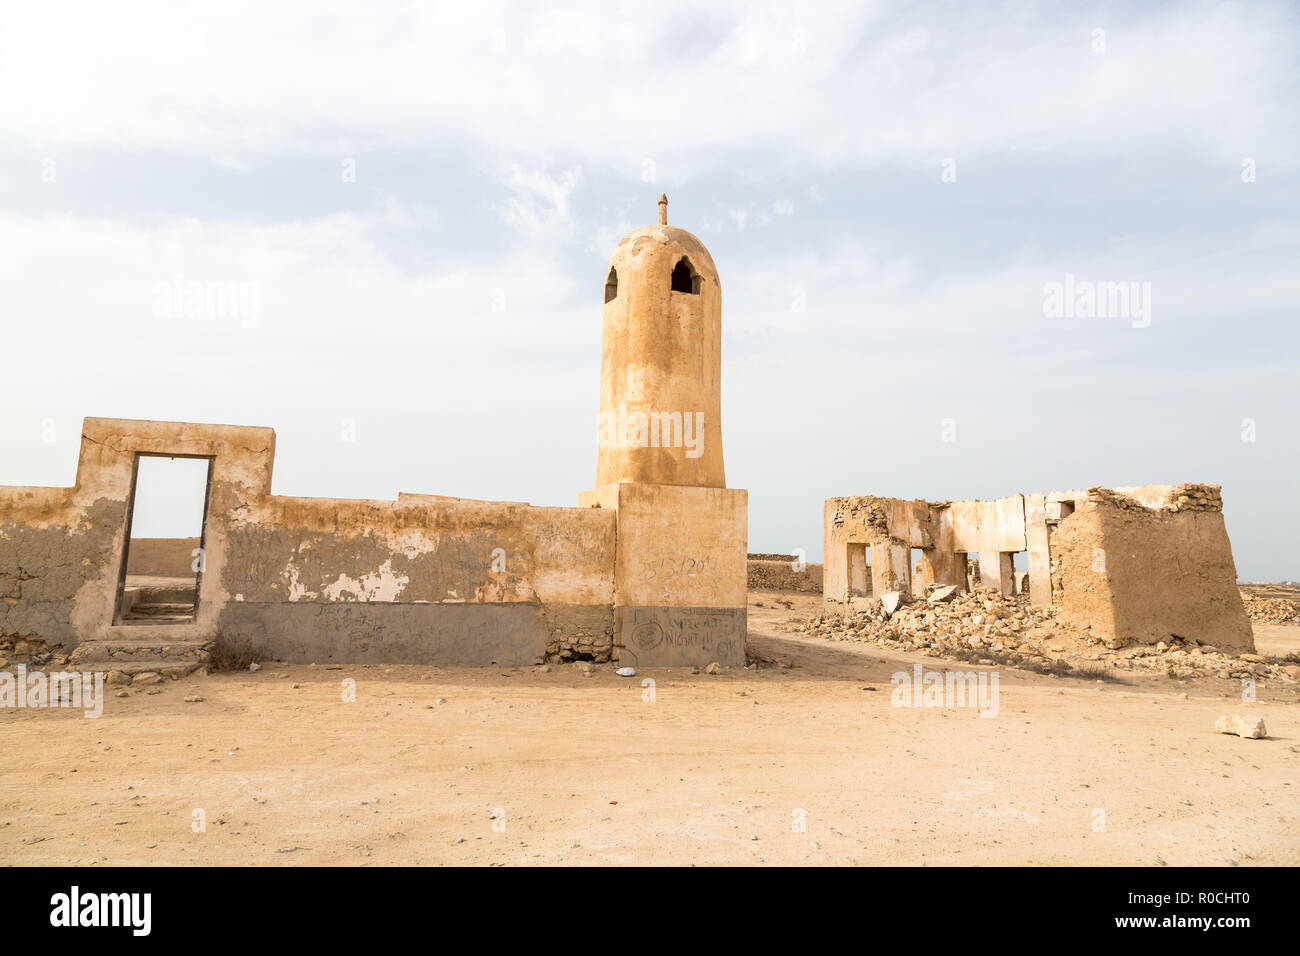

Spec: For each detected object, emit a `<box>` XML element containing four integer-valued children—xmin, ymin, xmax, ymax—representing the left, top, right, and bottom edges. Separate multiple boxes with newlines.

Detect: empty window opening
<box><xmin>671</xmin><ymin>257</ymin><xmax>701</xmax><ymax>294</ymax></box>
<box><xmin>847</xmin><ymin>543</ymin><xmax>872</xmax><ymax>597</ymax></box>
<box><xmin>114</xmin><ymin>454</ymin><xmax>214</xmax><ymax>625</ymax></box>
<box><xmin>604</xmin><ymin>266</ymin><xmax>618</xmax><ymax>303</ymax></box>
<box><xmin>1046</xmin><ymin>499</ymin><xmax>1076</xmax><ymax>522</ymax></box>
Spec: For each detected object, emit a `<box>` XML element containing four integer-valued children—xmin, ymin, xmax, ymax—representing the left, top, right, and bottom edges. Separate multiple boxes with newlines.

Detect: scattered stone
<box><xmin>880</xmin><ymin>592</ymin><xmax>902</xmax><ymax>617</ymax></box>
<box><xmin>1214</xmin><ymin>715</ymin><xmax>1267</xmax><ymax>739</ymax></box>
<box><xmin>1240</xmin><ymin>592</ymin><xmax>1300</xmax><ymax>625</ymax></box>
<box><xmin>615</xmin><ymin>667</ymin><xmax>636</xmax><ymax>677</ymax></box>
<box><xmin>705</xmin><ymin>662</ymin><xmax>721</xmax><ymax>675</ymax></box>
<box><xmin>132</xmin><ymin>672</ymin><xmax>162</xmax><ymax>685</ymax></box>
<box><xmin>248</xmin><ymin>662</ymin><xmax>260</xmax><ymax>672</ymax></box>
<box><xmin>184</xmin><ymin>696</ymin><xmax>204</xmax><ymax>703</ymax></box>
<box><xmin>927</xmin><ymin>585</ymin><xmax>959</xmax><ymax>604</ymax></box>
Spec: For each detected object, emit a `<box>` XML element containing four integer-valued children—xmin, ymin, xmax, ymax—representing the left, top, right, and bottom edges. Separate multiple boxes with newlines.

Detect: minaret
<box><xmin>581</xmin><ymin>195</ymin><xmax>747</xmax><ymax>669</ymax></box>
<box><xmin>593</xmin><ymin>195</ymin><xmax>726</xmax><ymax>489</ymax></box>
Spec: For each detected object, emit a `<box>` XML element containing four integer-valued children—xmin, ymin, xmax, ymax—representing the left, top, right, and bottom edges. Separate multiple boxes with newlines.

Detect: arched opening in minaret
<box><xmin>671</xmin><ymin>257</ymin><xmax>701</xmax><ymax>294</ymax></box>
<box><xmin>604</xmin><ymin>267</ymin><xmax>618</xmax><ymax>303</ymax></box>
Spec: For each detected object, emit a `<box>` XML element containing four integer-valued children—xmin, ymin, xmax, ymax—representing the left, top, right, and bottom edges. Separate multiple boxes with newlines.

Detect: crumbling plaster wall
<box><xmin>0</xmin><ymin>418</ymin><xmax>616</xmax><ymax>665</ymax></box>
<box><xmin>219</xmin><ymin>493</ymin><xmax>615</xmax><ymax>664</ymax></box>
<box><xmin>826</xmin><ymin>493</ymin><xmax>1049</xmax><ymax>608</ymax></box>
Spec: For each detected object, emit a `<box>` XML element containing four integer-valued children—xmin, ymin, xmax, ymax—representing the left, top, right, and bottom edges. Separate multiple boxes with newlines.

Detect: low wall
<box><xmin>126</xmin><ymin>537</ymin><xmax>200</xmax><ymax>578</ymax></box>
<box><xmin>746</xmin><ymin>556</ymin><xmax>823</xmax><ymax>592</ymax></box>
<box><xmin>217</xmin><ymin>495</ymin><xmax>615</xmax><ymax>664</ymax></box>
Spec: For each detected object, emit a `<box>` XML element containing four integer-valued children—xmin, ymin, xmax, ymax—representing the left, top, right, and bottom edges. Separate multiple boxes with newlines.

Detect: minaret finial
<box><xmin>658</xmin><ymin>193</ymin><xmax>668</xmax><ymax>225</ymax></box>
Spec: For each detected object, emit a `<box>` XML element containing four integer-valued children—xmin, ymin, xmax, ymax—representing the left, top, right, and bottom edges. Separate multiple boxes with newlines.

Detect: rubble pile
<box><xmin>1240</xmin><ymin>592</ymin><xmax>1300</xmax><ymax>625</ymax></box>
<box><xmin>790</xmin><ymin>587</ymin><xmax>1300</xmax><ymax>682</ymax></box>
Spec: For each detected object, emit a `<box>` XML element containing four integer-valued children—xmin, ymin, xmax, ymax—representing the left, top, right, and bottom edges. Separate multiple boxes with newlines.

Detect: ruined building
<box><xmin>823</xmin><ymin>484</ymin><xmax>1254</xmax><ymax>652</ymax></box>
<box><xmin>0</xmin><ymin>197</ymin><xmax>747</xmax><ymax>673</ymax></box>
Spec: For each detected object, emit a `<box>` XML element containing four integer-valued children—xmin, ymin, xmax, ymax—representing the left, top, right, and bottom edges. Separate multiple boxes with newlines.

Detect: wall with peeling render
<box><xmin>0</xmin><ymin>417</ymin><xmax>616</xmax><ymax>666</ymax></box>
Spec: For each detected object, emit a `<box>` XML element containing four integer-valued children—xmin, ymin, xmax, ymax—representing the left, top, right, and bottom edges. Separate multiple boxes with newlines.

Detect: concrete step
<box><xmin>71</xmin><ymin>640</ymin><xmax>210</xmax><ymax>665</ymax></box>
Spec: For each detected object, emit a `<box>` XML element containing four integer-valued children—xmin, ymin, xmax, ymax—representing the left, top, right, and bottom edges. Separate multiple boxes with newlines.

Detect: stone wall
<box><xmin>746</xmin><ymin>555</ymin><xmax>823</xmax><ymax>592</ymax></box>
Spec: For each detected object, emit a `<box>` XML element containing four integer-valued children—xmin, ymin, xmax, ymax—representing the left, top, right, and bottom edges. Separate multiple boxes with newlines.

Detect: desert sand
<box><xmin>2</xmin><ymin>590</ymin><xmax>1296</xmax><ymax>867</ymax></box>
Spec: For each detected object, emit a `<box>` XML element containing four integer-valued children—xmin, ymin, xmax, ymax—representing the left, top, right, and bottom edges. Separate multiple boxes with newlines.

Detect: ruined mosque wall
<box><xmin>0</xmin><ymin>418</ymin><xmax>616</xmax><ymax>666</ymax></box>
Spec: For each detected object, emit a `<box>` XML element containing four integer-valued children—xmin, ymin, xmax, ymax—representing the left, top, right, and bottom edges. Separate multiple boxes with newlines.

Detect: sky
<box><xmin>0</xmin><ymin>1</ymin><xmax>1297</xmax><ymax>578</ymax></box>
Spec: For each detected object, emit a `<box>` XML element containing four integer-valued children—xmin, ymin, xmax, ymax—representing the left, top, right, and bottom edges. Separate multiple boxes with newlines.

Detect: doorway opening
<box><xmin>113</xmin><ymin>454</ymin><xmax>214</xmax><ymax>625</ymax></box>
<box><xmin>909</xmin><ymin>547</ymin><xmax>929</xmax><ymax>597</ymax></box>
<box><xmin>1009</xmin><ymin>550</ymin><xmax>1029</xmax><ymax>596</ymax></box>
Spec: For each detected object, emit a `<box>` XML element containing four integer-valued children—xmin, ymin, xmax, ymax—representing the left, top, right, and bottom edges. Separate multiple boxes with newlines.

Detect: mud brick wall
<box><xmin>1053</xmin><ymin>487</ymin><xmax>1252</xmax><ymax>651</ymax></box>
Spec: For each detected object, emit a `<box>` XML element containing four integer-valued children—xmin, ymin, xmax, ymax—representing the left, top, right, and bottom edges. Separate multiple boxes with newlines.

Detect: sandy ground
<box><xmin>2</xmin><ymin>590</ymin><xmax>1297</xmax><ymax>866</ymax></box>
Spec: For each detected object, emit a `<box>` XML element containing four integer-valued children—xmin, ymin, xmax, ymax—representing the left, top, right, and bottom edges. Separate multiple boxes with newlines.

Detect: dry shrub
<box><xmin>207</xmin><ymin>633</ymin><xmax>261</xmax><ymax>671</ymax></box>
<box><xmin>1070</xmin><ymin>662</ymin><xmax>1123</xmax><ymax>682</ymax></box>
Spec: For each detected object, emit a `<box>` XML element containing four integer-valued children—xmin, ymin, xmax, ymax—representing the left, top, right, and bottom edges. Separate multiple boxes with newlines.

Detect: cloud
<box><xmin>498</xmin><ymin>164</ymin><xmax>583</xmax><ymax>241</ymax></box>
<box><xmin>0</xmin><ymin>1</ymin><xmax>1297</xmax><ymax>575</ymax></box>
<box><xmin>2</xmin><ymin>1</ymin><xmax>1295</xmax><ymax>175</ymax></box>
